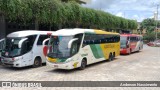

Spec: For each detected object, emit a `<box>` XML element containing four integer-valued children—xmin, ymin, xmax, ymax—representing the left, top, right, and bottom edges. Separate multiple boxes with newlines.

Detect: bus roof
<box><xmin>7</xmin><ymin>30</ymin><xmax>53</xmax><ymax>38</ymax></box>
<box><xmin>52</xmin><ymin>28</ymin><xmax>119</xmax><ymax>36</ymax></box>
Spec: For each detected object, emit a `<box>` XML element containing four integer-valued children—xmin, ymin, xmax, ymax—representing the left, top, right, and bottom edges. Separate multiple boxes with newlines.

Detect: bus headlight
<box><xmin>13</xmin><ymin>57</ymin><xmax>19</xmax><ymax>61</ymax></box>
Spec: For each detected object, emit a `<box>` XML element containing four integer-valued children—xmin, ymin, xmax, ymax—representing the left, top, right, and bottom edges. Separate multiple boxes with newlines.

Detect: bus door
<box><xmin>36</xmin><ymin>36</ymin><xmax>50</xmax><ymax>64</ymax></box>
<box><xmin>42</xmin><ymin>38</ymin><xmax>50</xmax><ymax>57</ymax></box>
<box><xmin>130</xmin><ymin>37</ymin><xmax>137</xmax><ymax>51</ymax></box>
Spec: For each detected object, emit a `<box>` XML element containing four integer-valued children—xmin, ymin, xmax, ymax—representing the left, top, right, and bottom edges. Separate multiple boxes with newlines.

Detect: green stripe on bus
<box><xmin>85</xmin><ymin>32</ymin><xmax>95</xmax><ymax>34</ymax></box>
<box><xmin>57</xmin><ymin>59</ymin><xmax>67</xmax><ymax>62</ymax></box>
<box><xmin>95</xmin><ymin>44</ymin><xmax>104</xmax><ymax>58</ymax></box>
<box><xmin>90</xmin><ymin>44</ymin><xmax>103</xmax><ymax>59</ymax></box>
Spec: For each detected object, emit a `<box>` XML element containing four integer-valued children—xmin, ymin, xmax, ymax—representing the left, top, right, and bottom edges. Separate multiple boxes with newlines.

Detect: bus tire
<box><xmin>80</xmin><ymin>59</ymin><xmax>87</xmax><ymax>70</ymax></box>
<box><xmin>109</xmin><ymin>53</ymin><xmax>113</xmax><ymax>61</ymax></box>
<box><xmin>112</xmin><ymin>52</ymin><xmax>115</xmax><ymax>60</ymax></box>
<box><xmin>33</xmin><ymin>57</ymin><xmax>42</xmax><ymax>68</ymax></box>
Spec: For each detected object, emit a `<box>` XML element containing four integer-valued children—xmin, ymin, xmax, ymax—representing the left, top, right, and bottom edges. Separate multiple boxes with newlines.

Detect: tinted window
<box><xmin>130</xmin><ymin>36</ymin><xmax>139</xmax><ymax>42</ymax></box>
<box><xmin>73</xmin><ymin>34</ymin><xmax>83</xmax><ymax>52</ymax></box>
<box><xmin>45</xmin><ymin>40</ymin><xmax>49</xmax><ymax>45</ymax></box>
<box><xmin>37</xmin><ymin>35</ymin><xmax>49</xmax><ymax>45</ymax></box>
<box><xmin>0</xmin><ymin>39</ymin><xmax>5</xmax><ymax>51</ymax></box>
<box><xmin>83</xmin><ymin>33</ymin><xmax>120</xmax><ymax>46</ymax></box>
<box><xmin>21</xmin><ymin>35</ymin><xmax>37</xmax><ymax>54</ymax></box>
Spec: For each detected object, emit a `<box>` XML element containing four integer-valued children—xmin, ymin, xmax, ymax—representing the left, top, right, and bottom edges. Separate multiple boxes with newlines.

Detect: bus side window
<box><xmin>37</xmin><ymin>35</ymin><xmax>49</xmax><ymax>45</ymax></box>
<box><xmin>130</xmin><ymin>37</ymin><xmax>133</xmax><ymax>42</ymax></box>
<box><xmin>21</xmin><ymin>41</ymin><xmax>30</xmax><ymax>54</ymax></box>
<box><xmin>21</xmin><ymin>35</ymin><xmax>37</xmax><ymax>54</ymax></box>
<box><xmin>71</xmin><ymin>41</ymin><xmax>78</xmax><ymax>55</ymax></box>
<box><xmin>0</xmin><ymin>42</ymin><xmax>2</xmax><ymax>52</ymax></box>
<box><xmin>117</xmin><ymin>36</ymin><xmax>120</xmax><ymax>42</ymax></box>
<box><xmin>0</xmin><ymin>39</ymin><xmax>5</xmax><ymax>51</ymax></box>
<box><xmin>104</xmin><ymin>35</ymin><xmax>109</xmax><ymax>43</ymax></box>
<box><xmin>83</xmin><ymin>34</ymin><xmax>90</xmax><ymax>47</ymax></box>
<box><xmin>45</xmin><ymin>40</ymin><xmax>49</xmax><ymax>45</ymax></box>
<box><xmin>108</xmin><ymin>37</ymin><xmax>112</xmax><ymax>43</ymax></box>
<box><xmin>28</xmin><ymin>35</ymin><xmax>37</xmax><ymax>48</ymax></box>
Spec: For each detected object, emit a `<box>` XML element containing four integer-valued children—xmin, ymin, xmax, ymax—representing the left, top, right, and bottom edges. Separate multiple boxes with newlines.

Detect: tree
<box><xmin>158</xmin><ymin>32</ymin><xmax>160</xmax><ymax>39</ymax></box>
<box><xmin>1</xmin><ymin>0</ymin><xmax>137</xmax><ymax>31</ymax></box>
<box><xmin>43</xmin><ymin>0</ymin><xmax>63</xmax><ymax>30</ymax></box>
<box><xmin>141</xmin><ymin>18</ymin><xmax>160</xmax><ymax>41</ymax></box>
<box><xmin>140</xmin><ymin>18</ymin><xmax>156</xmax><ymax>33</ymax></box>
<box><xmin>143</xmin><ymin>32</ymin><xmax>156</xmax><ymax>41</ymax></box>
<box><xmin>60</xmin><ymin>0</ymin><xmax>86</xmax><ymax>4</ymax></box>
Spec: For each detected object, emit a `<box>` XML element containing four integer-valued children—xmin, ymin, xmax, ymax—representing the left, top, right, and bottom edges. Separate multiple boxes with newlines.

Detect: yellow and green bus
<box><xmin>46</xmin><ymin>29</ymin><xmax>120</xmax><ymax>70</ymax></box>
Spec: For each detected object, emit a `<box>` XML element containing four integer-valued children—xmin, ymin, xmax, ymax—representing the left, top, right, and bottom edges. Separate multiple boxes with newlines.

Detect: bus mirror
<box><xmin>68</xmin><ymin>38</ymin><xmax>78</xmax><ymax>49</ymax></box>
<box><xmin>18</xmin><ymin>38</ymin><xmax>28</xmax><ymax>48</ymax></box>
<box><xmin>43</xmin><ymin>38</ymin><xmax>50</xmax><ymax>46</ymax></box>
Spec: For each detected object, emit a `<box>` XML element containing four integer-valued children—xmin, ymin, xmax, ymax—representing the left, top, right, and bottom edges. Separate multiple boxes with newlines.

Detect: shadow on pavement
<box><xmin>120</xmin><ymin>51</ymin><xmax>142</xmax><ymax>56</ymax></box>
<box><xmin>0</xmin><ymin>63</ymin><xmax>46</xmax><ymax>71</ymax></box>
<box><xmin>48</xmin><ymin>58</ymin><xmax>118</xmax><ymax>74</ymax></box>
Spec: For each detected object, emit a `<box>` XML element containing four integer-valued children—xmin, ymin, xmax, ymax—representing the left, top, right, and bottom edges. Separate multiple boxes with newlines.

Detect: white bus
<box><xmin>46</xmin><ymin>29</ymin><xmax>120</xmax><ymax>70</ymax></box>
<box><xmin>1</xmin><ymin>30</ymin><xmax>52</xmax><ymax>67</ymax></box>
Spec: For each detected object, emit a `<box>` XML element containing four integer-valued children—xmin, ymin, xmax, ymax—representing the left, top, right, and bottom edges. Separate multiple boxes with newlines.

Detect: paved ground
<box><xmin>0</xmin><ymin>45</ymin><xmax>160</xmax><ymax>90</ymax></box>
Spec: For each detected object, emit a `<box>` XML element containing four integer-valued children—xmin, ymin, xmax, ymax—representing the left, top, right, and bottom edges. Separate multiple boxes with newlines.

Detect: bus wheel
<box><xmin>80</xmin><ymin>59</ymin><xmax>87</xmax><ymax>70</ymax></box>
<box><xmin>109</xmin><ymin>53</ymin><xmax>113</xmax><ymax>61</ymax></box>
<box><xmin>112</xmin><ymin>52</ymin><xmax>115</xmax><ymax>60</ymax></box>
<box><xmin>33</xmin><ymin>57</ymin><xmax>42</xmax><ymax>68</ymax></box>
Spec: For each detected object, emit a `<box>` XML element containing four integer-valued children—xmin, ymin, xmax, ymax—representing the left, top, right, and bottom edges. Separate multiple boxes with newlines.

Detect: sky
<box><xmin>82</xmin><ymin>0</ymin><xmax>160</xmax><ymax>22</ymax></box>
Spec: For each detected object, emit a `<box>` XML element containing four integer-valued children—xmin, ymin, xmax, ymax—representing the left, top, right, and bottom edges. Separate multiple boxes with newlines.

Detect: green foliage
<box><xmin>143</xmin><ymin>32</ymin><xmax>156</xmax><ymax>41</ymax></box>
<box><xmin>141</xmin><ymin>18</ymin><xmax>160</xmax><ymax>41</ymax></box>
<box><xmin>0</xmin><ymin>0</ymin><xmax>138</xmax><ymax>30</ymax></box>
<box><xmin>158</xmin><ymin>32</ymin><xmax>160</xmax><ymax>39</ymax></box>
<box><xmin>140</xmin><ymin>18</ymin><xmax>156</xmax><ymax>33</ymax></box>
<box><xmin>60</xmin><ymin>0</ymin><xmax>86</xmax><ymax>4</ymax></box>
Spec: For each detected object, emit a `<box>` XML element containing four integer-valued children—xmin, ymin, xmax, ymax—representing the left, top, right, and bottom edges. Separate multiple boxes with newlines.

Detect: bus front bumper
<box><xmin>1</xmin><ymin>57</ymin><xmax>22</xmax><ymax>67</ymax></box>
<box><xmin>46</xmin><ymin>60</ymin><xmax>78</xmax><ymax>70</ymax></box>
<box><xmin>120</xmin><ymin>48</ymin><xmax>129</xmax><ymax>54</ymax></box>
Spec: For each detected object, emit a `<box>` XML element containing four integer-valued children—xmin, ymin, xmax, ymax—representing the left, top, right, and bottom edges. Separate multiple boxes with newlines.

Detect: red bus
<box><xmin>120</xmin><ymin>34</ymin><xmax>143</xmax><ymax>54</ymax></box>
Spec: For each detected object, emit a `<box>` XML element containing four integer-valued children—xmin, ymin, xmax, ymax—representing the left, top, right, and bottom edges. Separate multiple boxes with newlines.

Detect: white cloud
<box><xmin>83</xmin><ymin>0</ymin><xmax>160</xmax><ymax>22</ymax></box>
<box><xmin>132</xmin><ymin>15</ymin><xmax>140</xmax><ymax>21</ymax></box>
<box><xmin>116</xmin><ymin>12</ymin><xmax>124</xmax><ymax>17</ymax></box>
<box><xmin>149</xmin><ymin>15</ymin><xmax>154</xmax><ymax>19</ymax></box>
<box><xmin>82</xmin><ymin>0</ymin><xmax>116</xmax><ymax>10</ymax></box>
<box><xmin>133</xmin><ymin>15</ymin><xmax>139</xmax><ymax>20</ymax></box>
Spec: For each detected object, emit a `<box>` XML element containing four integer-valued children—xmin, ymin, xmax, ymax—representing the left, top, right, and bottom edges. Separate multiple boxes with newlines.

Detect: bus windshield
<box><xmin>120</xmin><ymin>36</ymin><xmax>127</xmax><ymax>48</ymax></box>
<box><xmin>0</xmin><ymin>39</ymin><xmax>5</xmax><ymax>51</ymax></box>
<box><xmin>2</xmin><ymin>38</ymin><xmax>23</xmax><ymax>57</ymax></box>
<box><xmin>47</xmin><ymin>35</ymin><xmax>80</xmax><ymax>59</ymax></box>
